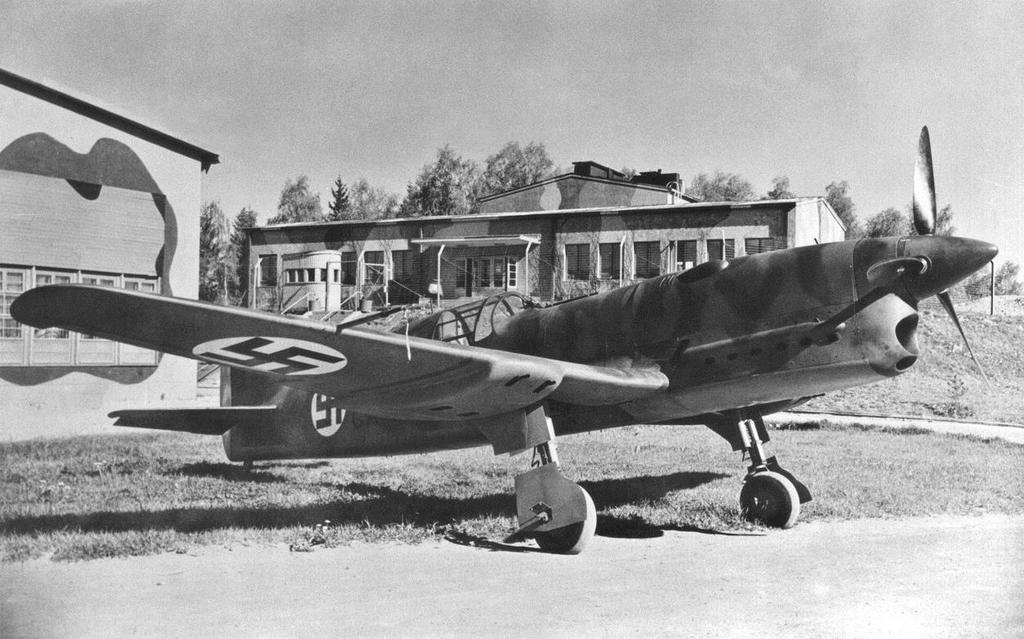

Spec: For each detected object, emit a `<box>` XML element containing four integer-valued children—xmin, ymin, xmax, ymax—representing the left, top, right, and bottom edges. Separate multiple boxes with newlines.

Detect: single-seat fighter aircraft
<box><xmin>12</xmin><ymin>128</ymin><xmax>997</xmax><ymax>553</ymax></box>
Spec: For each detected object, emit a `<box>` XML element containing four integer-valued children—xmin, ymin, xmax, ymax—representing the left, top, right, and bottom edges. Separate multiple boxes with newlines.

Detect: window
<box><xmin>34</xmin><ymin>272</ymin><xmax>73</xmax><ymax>339</ymax></box>
<box><xmin>1</xmin><ymin>267</ymin><xmax>159</xmax><ymax>367</ymax></box>
<box><xmin>363</xmin><ymin>251</ymin><xmax>386</xmax><ymax>285</ymax></box>
<box><xmin>80</xmin><ymin>275</ymin><xmax>117</xmax><ymax>340</ymax></box>
<box><xmin>258</xmin><ymin>255</ymin><xmax>278</xmax><ymax>286</ymax></box>
<box><xmin>1</xmin><ymin>269</ymin><xmax>25</xmax><ymax>339</ymax></box>
<box><xmin>564</xmin><ymin>244</ymin><xmax>590</xmax><ymax>280</ymax></box>
<box><xmin>340</xmin><ymin>253</ymin><xmax>357</xmax><ymax>285</ymax></box>
<box><xmin>745</xmin><ymin>237</ymin><xmax>786</xmax><ymax>255</ymax></box>
<box><xmin>472</xmin><ymin>258</ymin><xmax>504</xmax><ymax>288</ymax></box>
<box><xmin>456</xmin><ymin>257</ymin><xmax>511</xmax><ymax>291</ymax></box>
<box><xmin>392</xmin><ymin>250</ymin><xmax>415</xmax><ymax>280</ymax></box>
<box><xmin>491</xmin><ymin>259</ymin><xmax>506</xmax><ymax>288</ymax></box>
<box><xmin>599</xmin><ymin>243</ymin><xmax>621</xmax><ymax>280</ymax></box>
<box><xmin>124</xmin><ymin>279</ymin><xmax>157</xmax><ymax>293</ymax></box>
<box><xmin>507</xmin><ymin>259</ymin><xmax>517</xmax><ymax>289</ymax></box>
<box><xmin>675</xmin><ymin>240</ymin><xmax>697</xmax><ymax>271</ymax></box>
<box><xmin>633</xmin><ymin>241</ymin><xmax>661</xmax><ymax>278</ymax></box>
<box><xmin>707</xmin><ymin>239</ymin><xmax>736</xmax><ymax>261</ymax></box>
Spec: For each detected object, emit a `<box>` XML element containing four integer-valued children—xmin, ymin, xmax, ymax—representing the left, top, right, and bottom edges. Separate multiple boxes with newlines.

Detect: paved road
<box><xmin>772</xmin><ymin>411</ymin><xmax>1024</xmax><ymax>444</ymax></box>
<box><xmin>3</xmin><ymin>515</ymin><xmax>1022</xmax><ymax>638</ymax></box>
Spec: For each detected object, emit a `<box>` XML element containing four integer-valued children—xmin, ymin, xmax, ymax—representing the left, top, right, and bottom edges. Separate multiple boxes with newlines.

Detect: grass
<box><xmin>2</xmin><ymin>423</ymin><xmax>1022</xmax><ymax>562</ymax></box>
<box><xmin>806</xmin><ymin>305</ymin><xmax>1024</xmax><ymax>424</ymax></box>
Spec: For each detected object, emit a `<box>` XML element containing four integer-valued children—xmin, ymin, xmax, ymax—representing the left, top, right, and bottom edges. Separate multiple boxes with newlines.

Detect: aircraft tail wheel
<box><xmin>740</xmin><ymin>471</ymin><xmax>800</xmax><ymax>529</ymax></box>
<box><xmin>533</xmin><ymin>486</ymin><xmax>597</xmax><ymax>554</ymax></box>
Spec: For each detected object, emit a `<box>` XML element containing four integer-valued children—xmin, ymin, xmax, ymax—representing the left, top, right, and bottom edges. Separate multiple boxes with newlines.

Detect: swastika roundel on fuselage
<box><xmin>192</xmin><ymin>336</ymin><xmax>347</xmax><ymax>376</ymax></box>
<box><xmin>310</xmin><ymin>393</ymin><xmax>345</xmax><ymax>437</ymax></box>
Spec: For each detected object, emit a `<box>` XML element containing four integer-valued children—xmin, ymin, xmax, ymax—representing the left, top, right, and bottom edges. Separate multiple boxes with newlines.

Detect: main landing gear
<box><xmin>503</xmin><ymin>414</ymin><xmax>596</xmax><ymax>554</ymax></box>
<box><xmin>712</xmin><ymin>414</ymin><xmax>812</xmax><ymax>528</ymax></box>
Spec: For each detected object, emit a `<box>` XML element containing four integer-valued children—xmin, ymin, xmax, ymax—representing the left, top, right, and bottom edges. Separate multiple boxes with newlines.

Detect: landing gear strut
<box><xmin>712</xmin><ymin>415</ymin><xmax>811</xmax><ymax>528</ymax></box>
<box><xmin>504</xmin><ymin>416</ymin><xmax>596</xmax><ymax>554</ymax></box>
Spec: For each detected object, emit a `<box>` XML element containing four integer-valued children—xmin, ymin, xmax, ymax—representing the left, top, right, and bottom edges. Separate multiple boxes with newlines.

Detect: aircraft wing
<box><xmin>12</xmin><ymin>285</ymin><xmax>666</xmax><ymax>420</ymax></box>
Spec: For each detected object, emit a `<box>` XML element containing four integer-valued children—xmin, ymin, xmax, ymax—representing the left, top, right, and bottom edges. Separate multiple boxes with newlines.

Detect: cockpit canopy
<box><xmin>404</xmin><ymin>293</ymin><xmax>533</xmax><ymax>345</ymax></box>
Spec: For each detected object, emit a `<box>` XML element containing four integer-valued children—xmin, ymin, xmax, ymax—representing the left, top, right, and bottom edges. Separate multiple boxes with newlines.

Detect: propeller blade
<box><xmin>937</xmin><ymin>290</ymin><xmax>990</xmax><ymax>384</ymax></box>
<box><xmin>913</xmin><ymin>126</ymin><xmax>937</xmax><ymax>236</ymax></box>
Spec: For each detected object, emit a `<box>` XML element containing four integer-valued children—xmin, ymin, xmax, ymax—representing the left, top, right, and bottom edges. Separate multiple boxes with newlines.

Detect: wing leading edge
<box><xmin>12</xmin><ymin>285</ymin><xmax>667</xmax><ymax>420</ymax></box>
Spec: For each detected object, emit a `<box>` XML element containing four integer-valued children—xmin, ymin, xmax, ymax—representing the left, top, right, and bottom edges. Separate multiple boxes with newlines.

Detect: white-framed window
<box><xmin>0</xmin><ymin>265</ymin><xmax>159</xmax><ymax>367</ymax></box>
<box><xmin>1</xmin><ymin>268</ymin><xmax>26</xmax><ymax>340</ymax></box>
<box><xmin>124</xmin><ymin>278</ymin><xmax>158</xmax><ymax>293</ymax></box>
<box><xmin>455</xmin><ymin>257</ymin><xmax>513</xmax><ymax>292</ymax></box>
<box><xmin>80</xmin><ymin>275</ymin><xmax>117</xmax><ymax>341</ymax></box>
<box><xmin>33</xmin><ymin>272</ymin><xmax>73</xmax><ymax>340</ymax></box>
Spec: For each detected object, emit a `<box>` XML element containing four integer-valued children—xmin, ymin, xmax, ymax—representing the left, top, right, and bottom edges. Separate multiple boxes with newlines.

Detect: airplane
<box><xmin>11</xmin><ymin>127</ymin><xmax>997</xmax><ymax>554</ymax></box>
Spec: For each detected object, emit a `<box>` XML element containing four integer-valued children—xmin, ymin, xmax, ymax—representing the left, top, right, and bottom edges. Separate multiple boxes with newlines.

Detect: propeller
<box><xmin>937</xmin><ymin>290</ymin><xmax>990</xmax><ymax>383</ymax></box>
<box><xmin>912</xmin><ymin>126</ymin><xmax>991</xmax><ymax>383</ymax></box>
<box><xmin>912</xmin><ymin>126</ymin><xmax>937</xmax><ymax>236</ymax></box>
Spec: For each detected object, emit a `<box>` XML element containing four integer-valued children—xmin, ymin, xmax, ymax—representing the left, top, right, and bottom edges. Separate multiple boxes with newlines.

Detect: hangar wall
<box><xmin>0</xmin><ymin>78</ymin><xmax>209</xmax><ymax>439</ymax></box>
<box><xmin>248</xmin><ymin>198</ymin><xmax>845</xmax><ymax>312</ymax></box>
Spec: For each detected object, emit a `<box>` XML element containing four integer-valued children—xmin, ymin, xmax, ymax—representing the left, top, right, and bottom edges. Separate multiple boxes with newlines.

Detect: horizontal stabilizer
<box><xmin>110</xmin><ymin>406</ymin><xmax>277</xmax><ymax>435</ymax></box>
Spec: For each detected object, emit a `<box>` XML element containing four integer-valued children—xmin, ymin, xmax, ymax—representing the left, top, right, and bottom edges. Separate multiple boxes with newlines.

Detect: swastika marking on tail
<box><xmin>193</xmin><ymin>336</ymin><xmax>347</xmax><ymax>376</ymax></box>
<box><xmin>311</xmin><ymin>394</ymin><xmax>345</xmax><ymax>437</ymax></box>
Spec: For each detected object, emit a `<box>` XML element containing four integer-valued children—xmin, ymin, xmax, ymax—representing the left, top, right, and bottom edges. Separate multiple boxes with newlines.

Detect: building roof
<box><xmin>0</xmin><ymin>67</ymin><xmax>220</xmax><ymax>171</ymax></box>
<box><xmin>252</xmin><ymin>198</ymin><xmax>824</xmax><ymax>233</ymax></box>
<box><xmin>411</xmin><ymin>234</ymin><xmax>542</xmax><ymax>248</ymax></box>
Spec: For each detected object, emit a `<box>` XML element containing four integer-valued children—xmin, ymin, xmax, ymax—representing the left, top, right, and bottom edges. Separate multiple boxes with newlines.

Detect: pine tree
<box><xmin>230</xmin><ymin>207</ymin><xmax>258</xmax><ymax>305</ymax></box>
<box><xmin>327</xmin><ymin>176</ymin><xmax>351</xmax><ymax>221</ymax></box>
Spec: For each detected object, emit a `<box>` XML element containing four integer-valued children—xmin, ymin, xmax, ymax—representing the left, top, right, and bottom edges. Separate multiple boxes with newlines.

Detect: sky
<box><xmin>3</xmin><ymin>0</ymin><xmax>1022</xmax><ymax>266</ymax></box>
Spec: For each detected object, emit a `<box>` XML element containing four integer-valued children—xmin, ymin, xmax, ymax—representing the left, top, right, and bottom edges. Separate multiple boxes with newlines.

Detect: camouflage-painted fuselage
<box><xmin>223</xmin><ymin>234</ymin><xmax>995</xmax><ymax>461</ymax></box>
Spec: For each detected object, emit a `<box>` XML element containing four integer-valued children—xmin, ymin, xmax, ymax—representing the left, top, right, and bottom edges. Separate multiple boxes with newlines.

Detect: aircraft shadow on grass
<box><xmin>1</xmin><ymin>470</ymin><xmax>735</xmax><ymax>545</ymax></box>
<box><xmin>176</xmin><ymin>460</ymin><xmax>331</xmax><ymax>483</ymax></box>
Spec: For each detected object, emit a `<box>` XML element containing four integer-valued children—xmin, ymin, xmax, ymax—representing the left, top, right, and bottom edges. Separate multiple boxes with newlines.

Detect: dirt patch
<box><xmin>2</xmin><ymin>515</ymin><xmax>1021</xmax><ymax>638</ymax></box>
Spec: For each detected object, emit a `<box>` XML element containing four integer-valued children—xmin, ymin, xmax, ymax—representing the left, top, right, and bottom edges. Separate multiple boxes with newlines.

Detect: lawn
<box><xmin>2</xmin><ymin>421</ymin><xmax>1022</xmax><ymax>562</ymax></box>
<box><xmin>806</xmin><ymin>304</ymin><xmax>1024</xmax><ymax>423</ymax></box>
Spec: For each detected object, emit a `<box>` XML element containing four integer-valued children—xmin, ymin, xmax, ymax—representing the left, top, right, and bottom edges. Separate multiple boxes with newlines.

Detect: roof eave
<box><xmin>0</xmin><ymin>68</ymin><xmax>220</xmax><ymax>170</ymax></box>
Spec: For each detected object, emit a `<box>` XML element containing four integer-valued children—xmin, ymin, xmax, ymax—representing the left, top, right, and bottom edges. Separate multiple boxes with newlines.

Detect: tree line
<box><xmin>199</xmin><ymin>141</ymin><xmax>1018</xmax><ymax>303</ymax></box>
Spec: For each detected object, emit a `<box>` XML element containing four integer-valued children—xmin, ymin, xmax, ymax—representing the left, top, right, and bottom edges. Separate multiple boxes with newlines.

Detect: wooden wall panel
<box><xmin>0</xmin><ymin>169</ymin><xmax>163</xmax><ymax>275</ymax></box>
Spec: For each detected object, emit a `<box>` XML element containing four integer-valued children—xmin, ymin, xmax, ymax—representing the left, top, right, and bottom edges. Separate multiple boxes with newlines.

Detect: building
<box><xmin>477</xmin><ymin>161</ymin><xmax>694</xmax><ymax>213</ymax></box>
<box><xmin>0</xmin><ymin>68</ymin><xmax>218</xmax><ymax>438</ymax></box>
<box><xmin>246</xmin><ymin>186</ymin><xmax>845</xmax><ymax>314</ymax></box>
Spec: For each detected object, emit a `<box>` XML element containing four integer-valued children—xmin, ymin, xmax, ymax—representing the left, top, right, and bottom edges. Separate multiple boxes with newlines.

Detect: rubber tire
<box><xmin>533</xmin><ymin>487</ymin><xmax>597</xmax><ymax>554</ymax></box>
<box><xmin>739</xmin><ymin>471</ymin><xmax>800</xmax><ymax>529</ymax></box>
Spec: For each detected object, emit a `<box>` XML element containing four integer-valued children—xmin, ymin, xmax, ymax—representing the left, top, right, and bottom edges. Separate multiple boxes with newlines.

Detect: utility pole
<box><xmin>990</xmin><ymin>261</ymin><xmax>995</xmax><ymax>316</ymax></box>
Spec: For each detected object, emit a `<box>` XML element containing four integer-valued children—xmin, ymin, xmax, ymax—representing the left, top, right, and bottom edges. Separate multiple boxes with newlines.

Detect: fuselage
<box><xmin>223</xmin><ymin>234</ymin><xmax>996</xmax><ymax>461</ymax></box>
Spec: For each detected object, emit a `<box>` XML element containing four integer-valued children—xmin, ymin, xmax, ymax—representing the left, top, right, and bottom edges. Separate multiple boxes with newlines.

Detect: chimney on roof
<box><xmin>572</xmin><ymin>161</ymin><xmax>626</xmax><ymax>181</ymax></box>
<box><xmin>631</xmin><ymin>169</ymin><xmax>681</xmax><ymax>188</ymax></box>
